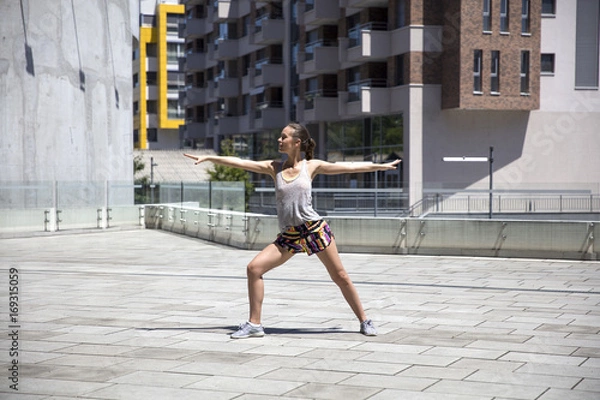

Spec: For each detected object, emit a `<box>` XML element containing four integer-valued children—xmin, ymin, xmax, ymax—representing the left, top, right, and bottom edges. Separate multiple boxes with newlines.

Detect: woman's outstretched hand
<box><xmin>183</xmin><ymin>153</ymin><xmax>207</xmax><ymax>165</ymax></box>
<box><xmin>382</xmin><ymin>159</ymin><xmax>402</xmax><ymax>170</ymax></box>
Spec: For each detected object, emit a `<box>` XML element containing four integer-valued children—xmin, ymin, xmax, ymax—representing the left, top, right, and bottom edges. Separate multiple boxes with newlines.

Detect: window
<box><xmin>147</xmin><ymin>129</ymin><xmax>157</xmax><ymax>142</ymax></box>
<box><xmin>575</xmin><ymin>0</ymin><xmax>600</xmax><ymax>88</ymax></box>
<box><xmin>500</xmin><ymin>0</ymin><xmax>510</xmax><ymax>32</ymax></box>
<box><xmin>542</xmin><ymin>0</ymin><xmax>556</xmax><ymax>15</ymax></box>
<box><xmin>395</xmin><ymin>0</ymin><xmax>406</xmax><ymax>29</ymax></box>
<box><xmin>483</xmin><ymin>0</ymin><xmax>492</xmax><ymax>32</ymax></box>
<box><xmin>541</xmin><ymin>54</ymin><xmax>555</xmax><ymax>74</ymax></box>
<box><xmin>242</xmin><ymin>94</ymin><xmax>249</xmax><ymax>115</ymax></box>
<box><xmin>474</xmin><ymin>50</ymin><xmax>483</xmax><ymax>93</ymax></box>
<box><xmin>347</xmin><ymin>66</ymin><xmax>361</xmax><ymax>102</ymax></box>
<box><xmin>305</xmin><ymin>0</ymin><xmax>314</xmax><ymax>12</ymax></box>
<box><xmin>521</xmin><ymin>0</ymin><xmax>530</xmax><ymax>34</ymax></box>
<box><xmin>395</xmin><ymin>54</ymin><xmax>404</xmax><ymax>86</ymax></box>
<box><xmin>347</xmin><ymin>13</ymin><xmax>361</xmax><ymax>47</ymax></box>
<box><xmin>146</xmin><ymin>72</ymin><xmax>157</xmax><ymax>86</ymax></box>
<box><xmin>305</xmin><ymin>77</ymin><xmax>318</xmax><ymax>109</ymax></box>
<box><xmin>520</xmin><ymin>51</ymin><xmax>530</xmax><ymax>94</ymax></box>
<box><xmin>166</xmin><ymin>14</ymin><xmax>181</xmax><ymax>35</ymax></box>
<box><xmin>146</xmin><ymin>100</ymin><xmax>157</xmax><ymax>114</ymax></box>
<box><xmin>146</xmin><ymin>43</ymin><xmax>157</xmax><ymax>57</ymax></box>
<box><xmin>167</xmin><ymin>43</ymin><xmax>183</xmax><ymax>63</ymax></box>
<box><xmin>305</xmin><ymin>29</ymin><xmax>318</xmax><ymax>61</ymax></box>
<box><xmin>242</xmin><ymin>15</ymin><xmax>249</xmax><ymax>37</ymax></box>
<box><xmin>490</xmin><ymin>50</ymin><xmax>500</xmax><ymax>93</ymax></box>
<box><xmin>168</xmin><ymin>100</ymin><xmax>183</xmax><ymax>119</ymax></box>
<box><xmin>243</xmin><ymin>55</ymin><xmax>250</xmax><ymax>76</ymax></box>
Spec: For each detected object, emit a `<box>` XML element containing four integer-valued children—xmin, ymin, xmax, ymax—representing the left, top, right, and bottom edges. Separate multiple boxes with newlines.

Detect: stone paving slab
<box><xmin>1</xmin><ymin>229</ymin><xmax>599</xmax><ymax>399</ymax></box>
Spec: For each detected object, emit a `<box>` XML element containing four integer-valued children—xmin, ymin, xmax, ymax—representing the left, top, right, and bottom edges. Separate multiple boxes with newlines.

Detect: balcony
<box><xmin>184</xmin><ymin>51</ymin><xmax>208</xmax><ymax>71</ymax></box>
<box><xmin>301</xmin><ymin>90</ymin><xmax>339</xmax><ymax>122</ymax></box>
<box><xmin>214</xmin><ymin>77</ymin><xmax>239</xmax><ymax>98</ymax></box>
<box><xmin>214</xmin><ymin>115</ymin><xmax>241</xmax><ymax>136</ymax></box>
<box><xmin>340</xmin><ymin>23</ymin><xmax>390</xmax><ymax>67</ymax></box>
<box><xmin>213</xmin><ymin>0</ymin><xmax>250</xmax><ymax>21</ymax></box>
<box><xmin>254</xmin><ymin>102</ymin><xmax>286</xmax><ymax>130</ymax></box>
<box><xmin>214</xmin><ymin>38</ymin><xmax>238</xmax><ymax>60</ymax></box>
<box><xmin>252</xmin><ymin>17</ymin><xmax>285</xmax><ymax>45</ymax></box>
<box><xmin>339</xmin><ymin>79</ymin><xmax>389</xmax><ymax>117</ymax></box>
<box><xmin>253</xmin><ymin>63</ymin><xmax>285</xmax><ymax>87</ymax></box>
<box><xmin>182</xmin><ymin>16</ymin><xmax>213</xmax><ymax>38</ymax></box>
<box><xmin>300</xmin><ymin>0</ymin><xmax>340</xmax><ymax>26</ymax></box>
<box><xmin>184</xmin><ymin>120</ymin><xmax>212</xmax><ymax>140</ymax></box>
<box><xmin>299</xmin><ymin>41</ymin><xmax>339</xmax><ymax>77</ymax></box>
<box><xmin>184</xmin><ymin>82</ymin><xmax>216</xmax><ymax>107</ymax></box>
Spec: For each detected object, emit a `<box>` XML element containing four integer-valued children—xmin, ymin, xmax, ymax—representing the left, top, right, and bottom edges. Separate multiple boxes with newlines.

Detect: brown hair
<box><xmin>287</xmin><ymin>122</ymin><xmax>316</xmax><ymax>160</ymax></box>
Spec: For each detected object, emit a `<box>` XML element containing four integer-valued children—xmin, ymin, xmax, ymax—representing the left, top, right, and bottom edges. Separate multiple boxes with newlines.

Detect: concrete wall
<box><xmin>145</xmin><ymin>205</ymin><xmax>598</xmax><ymax>260</ymax></box>
<box><xmin>0</xmin><ymin>0</ymin><xmax>137</xmax><ymax>187</ymax></box>
<box><xmin>421</xmin><ymin>91</ymin><xmax>600</xmax><ymax>195</ymax></box>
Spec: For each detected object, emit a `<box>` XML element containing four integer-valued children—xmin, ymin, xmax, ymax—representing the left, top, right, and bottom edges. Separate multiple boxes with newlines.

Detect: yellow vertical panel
<box><xmin>138</xmin><ymin>26</ymin><xmax>155</xmax><ymax>150</ymax></box>
<box><xmin>157</xmin><ymin>4</ymin><xmax>185</xmax><ymax>130</ymax></box>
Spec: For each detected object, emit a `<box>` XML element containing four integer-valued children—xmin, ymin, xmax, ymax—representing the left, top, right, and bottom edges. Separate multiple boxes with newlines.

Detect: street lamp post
<box><xmin>150</xmin><ymin>156</ymin><xmax>158</xmax><ymax>204</ymax></box>
<box><xmin>442</xmin><ymin>146</ymin><xmax>494</xmax><ymax>219</ymax></box>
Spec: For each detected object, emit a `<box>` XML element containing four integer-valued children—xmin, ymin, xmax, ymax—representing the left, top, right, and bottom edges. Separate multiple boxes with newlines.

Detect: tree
<box><xmin>208</xmin><ymin>139</ymin><xmax>254</xmax><ymax>210</ymax></box>
<box><xmin>133</xmin><ymin>155</ymin><xmax>148</xmax><ymax>184</ymax></box>
<box><xmin>133</xmin><ymin>154</ymin><xmax>151</xmax><ymax>204</ymax></box>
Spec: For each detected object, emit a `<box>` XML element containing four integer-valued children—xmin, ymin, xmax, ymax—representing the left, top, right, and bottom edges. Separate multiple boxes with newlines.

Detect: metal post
<box><xmin>374</xmin><ymin>170</ymin><xmax>378</xmax><ymax>217</ymax></box>
<box><xmin>150</xmin><ymin>156</ymin><xmax>158</xmax><ymax>204</ymax></box>
<box><xmin>489</xmin><ymin>146</ymin><xmax>494</xmax><ymax>219</ymax></box>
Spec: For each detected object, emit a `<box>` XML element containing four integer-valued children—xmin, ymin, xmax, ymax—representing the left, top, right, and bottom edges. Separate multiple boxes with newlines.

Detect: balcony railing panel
<box><xmin>214</xmin><ymin>77</ymin><xmax>239</xmax><ymax>98</ymax></box>
<box><xmin>252</xmin><ymin>18</ymin><xmax>285</xmax><ymax>44</ymax></box>
<box><xmin>303</xmin><ymin>0</ymin><xmax>340</xmax><ymax>26</ymax></box>
<box><xmin>302</xmin><ymin>42</ymin><xmax>339</xmax><ymax>75</ymax></box>
<box><xmin>253</xmin><ymin>63</ymin><xmax>285</xmax><ymax>86</ymax></box>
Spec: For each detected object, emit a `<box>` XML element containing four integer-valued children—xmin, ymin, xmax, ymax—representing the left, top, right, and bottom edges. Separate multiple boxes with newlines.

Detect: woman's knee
<box><xmin>246</xmin><ymin>260</ymin><xmax>263</xmax><ymax>279</ymax></box>
<box><xmin>330</xmin><ymin>269</ymin><xmax>352</xmax><ymax>287</ymax></box>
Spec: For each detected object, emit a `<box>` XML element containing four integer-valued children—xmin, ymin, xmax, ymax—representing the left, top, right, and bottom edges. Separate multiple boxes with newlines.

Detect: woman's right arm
<box><xmin>183</xmin><ymin>153</ymin><xmax>276</xmax><ymax>178</ymax></box>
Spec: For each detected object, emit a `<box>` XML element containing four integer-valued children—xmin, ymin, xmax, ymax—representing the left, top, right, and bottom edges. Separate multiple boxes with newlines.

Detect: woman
<box><xmin>184</xmin><ymin>122</ymin><xmax>400</xmax><ymax>338</ymax></box>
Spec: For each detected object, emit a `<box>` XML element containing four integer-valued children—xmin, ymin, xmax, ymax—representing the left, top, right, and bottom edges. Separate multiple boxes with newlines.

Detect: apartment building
<box><xmin>179</xmin><ymin>0</ymin><xmax>600</xmax><ymax>206</ymax></box>
<box><xmin>134</xmin><ymin>1</ymin><xmax>186</xmax><ymax>149</ymax></box>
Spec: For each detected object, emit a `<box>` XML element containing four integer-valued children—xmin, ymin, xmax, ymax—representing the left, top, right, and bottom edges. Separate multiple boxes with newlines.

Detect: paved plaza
<box><xmin>1</xmin><ymin>228</ymin><xmax>599</xmax><ymax>399</ymax></box>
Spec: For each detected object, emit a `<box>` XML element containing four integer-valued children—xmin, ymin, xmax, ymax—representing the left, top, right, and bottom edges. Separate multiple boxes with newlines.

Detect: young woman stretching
<box><xmin>184</xmin><ymin>122</ymin><xmax>400</xmax><ymax>338</ymax></box>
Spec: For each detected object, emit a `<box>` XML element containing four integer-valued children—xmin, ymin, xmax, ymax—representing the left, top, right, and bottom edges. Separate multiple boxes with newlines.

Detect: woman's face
<box><xmin>278</xmin><ymin>126</ymin><xmax>299</xmax><ymax>154</ymax></box>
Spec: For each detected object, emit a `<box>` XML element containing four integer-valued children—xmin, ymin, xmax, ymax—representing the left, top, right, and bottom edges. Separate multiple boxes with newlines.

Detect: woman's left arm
<box><xmin>309</xmin><ymin>159</ymin><xmax>401</xmax><ymax>178</ymax></box>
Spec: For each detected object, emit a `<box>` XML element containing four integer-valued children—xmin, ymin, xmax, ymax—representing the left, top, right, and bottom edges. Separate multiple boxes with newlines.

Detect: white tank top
<box><xmin>275</xmin><ymin>160</ymin><xmax>321</xmax><ymax>231</ymax></box>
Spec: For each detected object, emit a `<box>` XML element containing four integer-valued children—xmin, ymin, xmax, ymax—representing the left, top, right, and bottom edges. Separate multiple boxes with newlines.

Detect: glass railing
<box><xmin>304</xmin><ymin>89</ymin><xmax>338</xmax><ymax>109</ymax></box>
<box><xmin>347</xmin><ymin>79</ymin><xmax>388</xmax><ymax>102</ymax></box>
<box><xmin>1</xmin><ymin>180</ymin><xmax>246</xmax><ymax>233</ymax></box>
<box><xmin>348</xmin><ymin>22</ymin><xmax>388</xmax><ymax>47</ymax></box>
<box><xmin>304</xmin><ymin>39</ymin><xmax>337</xmax><ymax>61</ymax></box>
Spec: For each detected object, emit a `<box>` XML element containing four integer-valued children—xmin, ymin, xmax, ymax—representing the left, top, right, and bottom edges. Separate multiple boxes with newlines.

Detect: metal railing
<box><xmin>347</xmin><ymin>79</ymin><xmax>388</xmax><ymax>102</ymax></box>
<box><xmin>348</xmin><ymin>22</ymin><xmax>388</xmax><ymax>47</ymax></box>
<box><xmin>304</xmin><ymin>38</ymin><xmax>338</xmax><ymax>61</ymax></box>
<box><xmin>406</xmin><ymin>192</ymin><xmax>600</xmax><ymax>218</ymax></box>
<box><xmin>304</xmin><ymin>89</ymin><xmax>338</xmax><ymax>109</ymax></box>
<box><xmin>249</xmin><ymin>188</ymin><xmax>600</xmax><ymax>218</ymax></box>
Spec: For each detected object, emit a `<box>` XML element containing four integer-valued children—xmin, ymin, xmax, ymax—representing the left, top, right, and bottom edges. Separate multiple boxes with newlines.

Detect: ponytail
<box><xmin>286</xmin><ymin>122</ymin><xmax>316</xmax><ymax>160</ymax></box>
<box><xmin>304</xmin><ymin>138</ymin><xmax>316</xmax><ymax>161</ymax></box>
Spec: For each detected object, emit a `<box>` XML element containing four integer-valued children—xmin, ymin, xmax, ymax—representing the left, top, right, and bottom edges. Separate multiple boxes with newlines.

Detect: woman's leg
<box><xmin>316</xmin><ymin>238</ymin><xmax>368</xmax><ymax>322</ymax></box>
<box><xmin>246</xmin><ymin>243</ymin><xmax>294</xmax><ymax>324</ymax></box>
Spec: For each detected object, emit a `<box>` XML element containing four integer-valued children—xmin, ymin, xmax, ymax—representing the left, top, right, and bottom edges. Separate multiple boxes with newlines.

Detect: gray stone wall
<box><xmin>0</xmin><ymin>0</ymin><xmax>136</xmax><ymax>189</ymax></box>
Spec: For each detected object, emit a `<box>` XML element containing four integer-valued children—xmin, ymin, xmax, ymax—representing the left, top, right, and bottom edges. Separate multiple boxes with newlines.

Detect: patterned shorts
<box><xmin>275</xmin><ymin>220</ymin><xmax>334</xmax><ymax>256</ymax></box>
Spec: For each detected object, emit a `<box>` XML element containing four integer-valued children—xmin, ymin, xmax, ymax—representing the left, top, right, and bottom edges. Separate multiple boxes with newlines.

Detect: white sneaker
<box><xmin>231</xmin><ymin>322</ymin><xmax>265</xmax><ymax>339</ymax></box>
<box><xmin>360</xmin><ymin>319</ymin><xmax>377</xmax><ymax>336</ymax></box>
